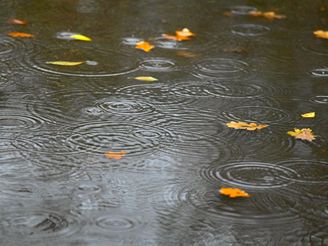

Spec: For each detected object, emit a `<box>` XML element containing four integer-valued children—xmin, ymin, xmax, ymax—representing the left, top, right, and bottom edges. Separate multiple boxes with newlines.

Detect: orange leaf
<box><xmin>135</xmin><ymin>41</ymin><xmax>154</xmax><ymax>52</ymax></box>
<box><xmin>226</xmin><ymin>121</ymin><xmax>268</xmax><ymax>131</ymax></box>
<box><xmin>313</xmin><ymin>30</ymin><xmax>328</xmax><ymax>39</ymax></box>
<box><xmin>8</xmin><ymin>18</ymin><xmax>27</xmax><ymax>25</ymax></box>
<box><xmin>219</xmin><ymin>187</ymin><xmax>250</xmax><ymax>198</ymax></box>
<box><xmin>176</xmin><ymin>28</ymin><xmax>195</xmax><ymax>39</ymax></box>
<box><xmin>8</xmin><ymin>31</ymin><xmax>33</xmax><ymax>38</ymax></box>
<box><xmin>162</xmin><ymin>33</ymin><xmax>190</xmax><ymax>41</ymax></box>
<box><xmin>104</xmin><ymin>150</ymin><xmax>127</xmax><ymax>160</ymax></box>
<box><xmin>249</xmin><ymin>10</ymin><xmax>286</xmax><ymax>20</ymax></box>
<box><xmin>287</xmin><ymin>128</ymin><xmax>316</xmax><ymax>142</ymax></box>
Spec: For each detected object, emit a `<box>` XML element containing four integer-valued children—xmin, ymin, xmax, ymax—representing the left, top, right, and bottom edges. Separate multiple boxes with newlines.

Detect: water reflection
<box><xmin>0</xmin><ymin>0</ymin><xmax>327</xmax><ymax>245</ymax></box>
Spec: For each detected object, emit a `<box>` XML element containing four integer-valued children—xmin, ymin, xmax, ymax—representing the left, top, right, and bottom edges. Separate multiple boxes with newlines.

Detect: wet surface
<box><xmin>0</xmin><ymin>0</ymin><xmax>328</xmax><ymax>245</ymax></box>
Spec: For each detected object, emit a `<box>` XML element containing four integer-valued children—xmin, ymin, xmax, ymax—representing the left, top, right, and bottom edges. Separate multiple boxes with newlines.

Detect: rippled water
<box><xmin>1</xmin><ymin>0</ymin><xmax>328</xmax><ymax>245</ymax></box>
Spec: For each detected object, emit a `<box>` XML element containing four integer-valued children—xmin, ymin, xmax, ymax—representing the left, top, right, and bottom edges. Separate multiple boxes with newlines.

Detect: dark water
<box><xmin>1</xmin><ymin>0</ymin><xmax>328</xmax><ymax>245</ymax></box>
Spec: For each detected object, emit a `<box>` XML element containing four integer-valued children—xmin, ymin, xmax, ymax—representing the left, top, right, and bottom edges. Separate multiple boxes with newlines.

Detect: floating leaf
<box><xmin>135</xmin><ymin>41</ymin><xmax>154</xmax><ymax>52</ymax></box>
<box><xmin>249</xmin><ymin>11</ymin><xmax>286</xmax><ymax>20</ymax></box>
<box><xmin>134</xmin><ymin>76</ymin><xmax>158</xmax><ymax>82</ymax></box>
<box><xmin>226</xmin><ymin>121</ymin><xmax>268</xmax><ymax>131</ymax></box>
<box><xmin>104</xmin><ymin>150</ymin><xmax>127</xmax><ymax>160</ymax></box>
<box><xmin>219</xmin><ymin>187</ymin><xmax>250</xmax><ymax>198</ymax></box>
<box><xmin>313</xmin><ymin>30</ymin><xmax>328</xmax><ymax>39</ymax></box>
<box><xmin>301</xmin><ymin>112</ymin><xmax>315</xmax><ymax>118</ymax></box>
<box><xmin>55</xmin><ymin>32</ymin><xmax>92</xmax><ymax>41</ymax></box>
<box><xmin>46</xmin><ymin>61</ymin><xmax>84</xmax><ymax>66</ymax></box>
<box><xmin>162</xmin><ymin>28</ymin><xmax>195</xmax><ymax>42</ymax></box>
<box><xmin>287</xmin><ymin>128</ymin><xmax>316</xmax><ymax>142</ymax></box>
<box><xmin>8</xmin><ymin>31</ymin><xmax>33</xmax><ymax>38</ymax></box>
<box><xmin>70</xmin><ymin>34</ymin><xmax>92</xmax><ymax>41</ymax></box>
<box><xmin>8</xmin><ymin>18</ymin><xmax>27</xmax><ymax>25</ymax></box>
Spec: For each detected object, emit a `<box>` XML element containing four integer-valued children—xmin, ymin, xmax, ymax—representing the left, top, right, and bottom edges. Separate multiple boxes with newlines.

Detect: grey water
<box><xmin>0</xmin><ymin>0</ymin><xmax>328</xmax><ymax>245</ymax></box>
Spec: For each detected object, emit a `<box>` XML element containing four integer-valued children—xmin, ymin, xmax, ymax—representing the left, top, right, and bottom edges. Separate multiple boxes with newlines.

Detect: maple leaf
<box><xmin>8</xmin><ymin>18</ymin><xmax>27</xmax><ymax>25</ymax></box>
<box><xmin>301</xmin><ymin>112</ymin><xmax>315</xmax><ymax>118</ymax></box>
<box><xmin>249</xmin><ymin>11</ymin><xmax>286</xmax><ymax>20</ymax></box>
<box><xmin>219</xmin><ymin>187</ymin><xmax>250</xmax><ymax>198</ymax></box>
<box><xmin>135</xmin><ymin>41</ymin><xmax>154</xmax><ymax>52</ymax></box>
<box><xmin>104</xmin><ymin>150</ymin><xmax>127</xmax><ymax>160</ymax></box>
<box><xmin>313</xmin><ymin>30</ymin><xmax>328</xmax><ymax>39</ymax></box>
<box><xmin>287</xmin><ymin>128</ymin><xmax>316</xmax><ymax>142</ymax></box>
<box><xmin>8</xmin><ymin>31</ymin><xmax>33</xmax><ymax>38</ymax></box>
<box><xmin>46</xmin><ymin>61</ymin><xmax>84</xmax><ymax>66</ymax></box>
<box><xmin>134</xmin><ymin>76</ymin><xmax>158</xmax><ymax>82</ymax></box>
<box><xmin>226</xmin><ymin>121</ymin><xmax>268</xmax><ymax>131</ymax></box>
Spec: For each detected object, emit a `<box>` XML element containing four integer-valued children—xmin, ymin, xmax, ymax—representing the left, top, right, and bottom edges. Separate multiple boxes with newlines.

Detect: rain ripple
<box><xmin>310</xmin><ymin>95</ymin><xmax>328</xmax><ymax>104</ymax></box>
<box><xmin>232</xmin><ymin>24</ymin><xmax>270</xmax><ymax>37</ymax></box>
<box><xmin>311</xmin><ymin>68</ymin><xmax>328</xmax><ymax>77</ymax></box>
<box><xmin>192</xmin><ymin>58</ymin><xmax>250</xmax><ymax>79</ymax></box>
<box><xmin>139</xmin><ymin>58</ymin><xmax>177</xmax><ymax>72</ymax></box>
<box><xmin>95</xmin><ymin>214</ymin><xmax>142</xmax><ymax>232</ymax></box>
<box><xmin>0</xmin><ymin>210</ymin><xmax>82</xmax><ymax>239</ymax></box>
<box><xmin>200</xmin><ymin>162</ymin><xmax>298</xmax><ymax>189</ymax></box>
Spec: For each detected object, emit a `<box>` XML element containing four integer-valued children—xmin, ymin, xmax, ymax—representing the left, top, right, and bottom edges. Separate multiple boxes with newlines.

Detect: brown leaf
<box><xmin>135</xmin><ymin>41</ymin><xmax>154</xmax><ymax>52</ymax></box>
<box><xmin>226</xmin><ymin>121</ymin><xmax>268</xmax><ymax>131</ymax></box>
<box><xmin>287</xmin><ymin>128</ymin><xmax>316</xmax><ymax>142</ymax></box>
<box><xmin>104</xmin><ymin>150</ymin><xmax>127</xmax><ymax>160</ymax></box>
<box><xmin>313</xmin><ymin>30</ymin><xmax>328</xmax><ymax>39</ymax></box>
<box><xmin>8</xmin><ymin>31</ymin><xmax>33</xmax><ymax>38</ymax></box>
<box><xmin>219</xmin><ymin>187</ymin><xmax>250</xmax><ymax>198</ymax></box>
<box><xmin>8</xmin><ymin>18</ymin><xmax>27</xmax><ymax>25</ymax></box>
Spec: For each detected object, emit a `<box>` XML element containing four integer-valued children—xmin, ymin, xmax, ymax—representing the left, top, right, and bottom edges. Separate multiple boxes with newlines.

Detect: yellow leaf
<box><xmin>287</xmin><ymin>128</ymin><xmax>316</xmax><ymax>142</ymax></box>
<box><xmin>219</xmin><ymin>187</ymin><xmax>250</xmax><ymax>198</ymax></box>
<box><xmin>134</xmin><ymin>76</ymin><xmax>158</xmax><ymax>82</ymax></box>
<box><xmin>162</xmin><ymin>28</ymin><xmax>195</xmax><ymax>42</ymax></box>
<box><xmin>135</xmin><ymin>41</ymin><xmax>154</xmax><ymax>52</ymax></box>
<box><xmin>104</xmin><ymin>150</ymin><xmax>127</xmax><ymax>160</ymax></box>
<box><xmin>313</xmin><ymin>30</ymin><xmax>328</xmax><ymax>39</ymax></box>
<box><xmin>70</xmin><ymin>34</ymin><xmax>92</xmax><ymax>41</ymax></box>
<box><xmin>46</xmin><ymin>61</ymin><xmax>84</xmax><ymax>66</ymax></box>
<box><xmin>301</xmin><ymin>112</ymin><xmax>315</xmax><ymax>118</ymax></box>
<box><xmin>226</xmin><ymin>121</ymin><xmax>268</xmax><ymax>131</ymax></box>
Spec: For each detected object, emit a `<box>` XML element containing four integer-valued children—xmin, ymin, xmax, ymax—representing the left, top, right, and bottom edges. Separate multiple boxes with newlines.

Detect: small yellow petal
<box><xmin>134</xmin><ymin>76</ymin><xmax>158</xmax><ymax>82</ymax></box>
<box><xmin>46</xmin><ymin>61</ymin><xmax>84</xmax><ymax>66</ymax></box>
<box><xmin>301</xmin><ymin>112</ymin><xmax>315</xmax><ymax>118</ymax></box>
<box><xmin>70</xmin><ymin>34</ymin><xmax>92</xmax><ymax>41</ymax></box>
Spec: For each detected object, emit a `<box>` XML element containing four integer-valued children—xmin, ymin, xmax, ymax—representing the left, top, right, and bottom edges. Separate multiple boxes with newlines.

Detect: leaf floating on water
<box><xmin>162</xmin><ymin>28</ymin><xmax>195</xmax><ymax>42</ymax></box>
<box><xmin>8</xmin><ymin>31</ymin><xmax>33</xmax><ymax>38</ymax></box>
<box><xmin>249</xmin><ymin>11</ymin><xmax>286</xmax><ymax>20</ymax></box>
<box><xmin>55</xmin><ymin>32</ymin><xmax>92</xmax><ymax>41</ymax></box>
<box><xmin>134</xmin><ymin>76</ymin><xmax>158</xmax><ymax>82</ymax></box>
<box><xmin>46</xmin><ymin>61</ymin><xmax>84</xmax><ymax>66</ymax></box>
<box><xmin>8</xmin><ymin>18</ymin><xmax>27</xmax><ymax>25</ymax></box>
<box><xmin>287</xmin><ymin>128</ymin><xmax>316</xmax><ymax>142</ymax></box>
<box><xmin>219</xmin><ymin>187</ymin><xmax>250</xmax><ymax>198</ymax></box>
<box><xmin>104</xmin><ymin>150</ymin><xmax>127</xmax><ymax>160</ymax></box>
<box><xmin>226</xmin><ymin>121</ymin><xmax>268</xmax><ymax>131</ymax></box>
<box><xmin>135</xmin><ymin>41</ymin><xmax>154</xmax><ymax>52</ymax></box>
<box><xmin>313</xmin><ymin>30</ymin><xmax>328</xmax><ymax>39</ymax></box>
<box><xmin>70</xmin><ymin>34</ymin><xmax>92</xmax><ymax>41</ymax></box>
<box><xmin>301</xmin><ymin>112</ymin><xmax>315</xmax><ymax>118</ymax></box>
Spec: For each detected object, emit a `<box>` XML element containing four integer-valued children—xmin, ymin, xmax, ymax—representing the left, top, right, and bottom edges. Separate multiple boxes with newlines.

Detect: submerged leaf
<box><xmin>8</xmin><ymin>18</ymin><xmax>27</xmax><ymax>25</ymax></box>
<box><xmin>313</xmin><ymin>30</ymin><xmax>328</xmax><ymax>39</ymax></box>
<box><xmin>301</xmin><ymin>112</ymin><xmax>315</xmax><ymax>118</ymax></box>
<box><xmin>70</xmin><ymin>34</ymin><xmax>92</xmax><ymax>41</ymax></box>
<box><xmin>135</xmin><ymin>41</ymin><xmax>154</xmax><ymax>52</ymax></box>
<box><xmin>226</xmin><ymin>121</ymin><xmax>268</xmax><ymax>131</ymax></box>
<box><xmin>134</xmin><ymin>76</ymin><xmax>158</xmax><ymax>82</ymax></box>
<box><xmin>287</xmin><ymin>128</ymin><xmax>316</xmax><ymax>142</ymax></box>
<box><xmin>219</xmin><ymin>187</ymin><xmax>250</xmax><ymax>198</ymax></box>
<box><xmin>249</xmin><ymin>11</ymin><xmax>286</xmax><ymax>20</ymax></box>
<box><xmin>104</xmin><ymin>150</ymin><xmax>127</xmax><ymax>160</ymax></box>
<box><xmin>8</xmin><ymin>31</ymin><xmax>33</xmax><ymax>38</ymax></box>
<box><xmin>46</xmin><ymin>61</ymin><xmax>84</xmax><ymax>66</ymax></box>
